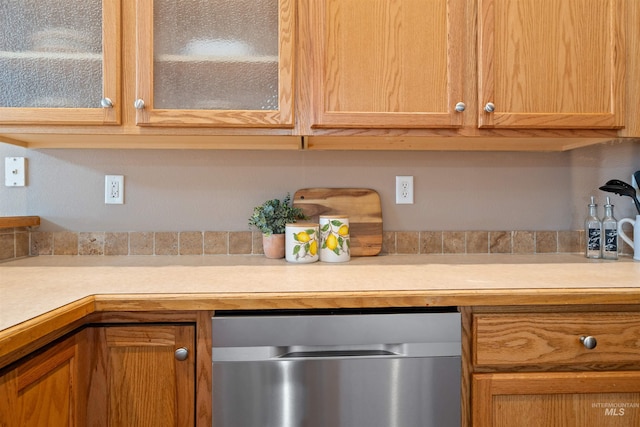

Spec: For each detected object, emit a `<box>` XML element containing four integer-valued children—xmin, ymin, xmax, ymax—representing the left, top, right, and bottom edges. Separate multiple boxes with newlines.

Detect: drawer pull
<box><xmin>580</xmin><ymin>336</ymin><xmax>597</xmax><ymax>350</ymax></box>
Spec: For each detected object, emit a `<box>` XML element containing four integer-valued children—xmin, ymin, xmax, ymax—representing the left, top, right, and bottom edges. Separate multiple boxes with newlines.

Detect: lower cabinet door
<box><xmin>0</xmin><ymin>334</ymin><xmax>80</xmax><ymax>427</ymax></box>
<box><xmin>473</xmin><ymin>371</ymin><xmax>640</xmax><ymax>427</ymax></box>
<box><xmin>86</xmin><ymin>324</ymin><xmax>196</xmax><ymax>427</ymax></box>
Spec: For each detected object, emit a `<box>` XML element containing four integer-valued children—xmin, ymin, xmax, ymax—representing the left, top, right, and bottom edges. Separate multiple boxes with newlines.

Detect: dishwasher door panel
<box><xmin>213</xmin><ymin>355</ymin><xmax>461</xmax><ymax>427</ymax></box>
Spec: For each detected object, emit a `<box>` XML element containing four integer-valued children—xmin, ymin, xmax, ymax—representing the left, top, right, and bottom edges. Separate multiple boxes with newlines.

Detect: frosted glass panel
<box><xmin>153</xmin><ymin>0</ymin><xmax>279</xmax><ymax>110</ymax></box>
<box><xmin>0</xmin><ymin>0</ymin><xmax>103</xmax><ymax>108</ymax></box>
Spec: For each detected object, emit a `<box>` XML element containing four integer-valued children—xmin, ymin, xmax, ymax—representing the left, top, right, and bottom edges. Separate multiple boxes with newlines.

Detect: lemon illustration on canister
<box><xmin>325</xmin><ymin>233</ymin><xmax>338</xmax><ymax>251</ymax></box>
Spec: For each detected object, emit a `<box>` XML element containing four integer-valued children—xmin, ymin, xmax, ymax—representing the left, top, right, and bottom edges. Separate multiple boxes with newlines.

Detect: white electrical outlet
<box><xmin>395</xmin><ymin>176</ymin><xmax>414</xmax><ymax>204</ymax></box>
<box><xmin>105</xmin><ymin>175</ymin><xmax>124</xmax><ymax>204</ymax></box>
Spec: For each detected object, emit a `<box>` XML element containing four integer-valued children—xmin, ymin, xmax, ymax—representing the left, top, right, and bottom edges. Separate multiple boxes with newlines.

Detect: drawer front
<box><xmin>474</xmin><ymin>313</ymin><xmax>640</xmax><ymax>366</ymax></box>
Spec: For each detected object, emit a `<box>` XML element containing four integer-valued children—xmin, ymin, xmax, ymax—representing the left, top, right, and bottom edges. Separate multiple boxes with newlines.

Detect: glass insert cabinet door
<box><xmin>0</xmin><ymin>0</ymin><xmax>120</xmax><ymax>125</ymax></box>
<box><xmin>135</xmin><ymin>0</ymin><xmax>294</xmax><ymax>128</ymax></box>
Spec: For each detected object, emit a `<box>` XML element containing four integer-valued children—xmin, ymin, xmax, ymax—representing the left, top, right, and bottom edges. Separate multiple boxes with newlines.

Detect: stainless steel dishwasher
<box><xmin>212</xmin><ymin>308</ymin><xmax>461</xmax><ymax>427</ymax></box>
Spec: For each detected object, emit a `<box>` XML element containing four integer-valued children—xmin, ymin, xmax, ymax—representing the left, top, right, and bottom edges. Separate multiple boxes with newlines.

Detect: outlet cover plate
<box><xmin>395</xmin><ymin>175</ymin><xmax>414</xmax><ymax>204</ymax></box>
<box><xmin>5</xmin><ymin>157</ymin><xmax>26</xmax><ymax>187</ymax></box>
<box><xmin>105</xmin><ymin>175</ymin><xmax>124</xmax><ymax>204</ymax></box>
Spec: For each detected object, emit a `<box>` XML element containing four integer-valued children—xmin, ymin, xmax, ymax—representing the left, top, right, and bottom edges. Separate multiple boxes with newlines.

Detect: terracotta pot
<box><xmin>262</xmin><ymin>233</ymin><xmax>285</xmax><ymax>259</ymax></box>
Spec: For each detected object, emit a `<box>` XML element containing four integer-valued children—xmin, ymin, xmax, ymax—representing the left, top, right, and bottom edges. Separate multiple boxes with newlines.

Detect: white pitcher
<box><xmin>618</xmin><ymin>215</ymin><xmax>640</xmax><ymax>261</ymax></box>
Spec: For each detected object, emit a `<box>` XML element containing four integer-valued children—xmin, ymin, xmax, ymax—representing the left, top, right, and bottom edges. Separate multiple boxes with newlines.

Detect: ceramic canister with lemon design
<box><xmin>285</xmin><ymin>223</ymin><xmax>319</xmax><ymax>263</ymax></box>
<box><xmin>319</xmin><ymin>216</ymin><xmax>350</xmax><ymax>262</ymax></box>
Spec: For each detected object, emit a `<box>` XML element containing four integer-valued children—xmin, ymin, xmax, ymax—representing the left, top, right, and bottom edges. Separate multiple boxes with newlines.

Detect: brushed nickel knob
<box><xmin>580</xmin><ymin>336</ymin><xmax>597</xmax><ymax>350</ymax></box>
<box><xmin>134</xmin><ymin>99</ymin><xmax>145</xmax><ymax>110</ymax></box>
<box><xmin>174</xmin><ymin>347</ymin><xmax>189</xmax><ymax>361</ymax></box>
<box><xmin>484</xmin><ymin>102</ymin><xmax>495</xmax><ymax>113</ymax></box>
<box><xmin>100</xmin><ymin>98</ymin><xmax>113</xmax><ymax>108</ymax></box>
<box><xmin>455</xmin><ymin>102</ymin><xmax>466</xmax><ymax>112</ymax></box>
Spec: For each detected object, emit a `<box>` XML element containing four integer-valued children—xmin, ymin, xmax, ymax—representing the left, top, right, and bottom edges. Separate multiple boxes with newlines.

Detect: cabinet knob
<box><xmin>100</xmin><ymin>98</ymin><xmax>113</xmax><ymax>108</ymax></box>
<box><xmin>454</xmin><ymin>102</ymin><xmax>466</xmax><ymax>112</ymax></box>
<box><xmin>134</xmin><ymin>99</ymin><xmax>145</xmax><ymax>110</ymax></box>
<box><xmin>580</xmin><ymin>336</ymin><xmax>597</xmax><ymax>350</ymax></box>
<box><xmin>174</xmin><ymin>347</ymin><xmax>189</xmax><ymax>361</ymax></box>
<box><xmin>484</xmin><ymin>102</ymin><xmax>495</xmax><ymax>113</ymax></box>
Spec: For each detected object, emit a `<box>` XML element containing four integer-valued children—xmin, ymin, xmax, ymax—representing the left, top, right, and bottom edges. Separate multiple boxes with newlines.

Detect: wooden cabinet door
<box><xmin>305</xmin><ymin>0</ymin><xmax>466</xmax><ymax>129</ymax></box>
<box><xmin>0</xmin><ymin>335</ymin><xmax>80</xmax><ymax>427</ymax></box>
<box><xmin>0</xmin><ymin>0</ymin><xmax>121</xmax><ymax>125</ymax></box>
<box><xmin>134</xmin><ymin>0</ymin><xmax>294</xmax><ymax>128</ymax></box>
<box><xmin>477</xmin><ymin>0</ymin><xmax>624</xmax><ymax>129</ymax></box>
<box><xmin>86</xmin><ymin>325</ymin><xmax>195</xmax><ymax>427</ymax></box>
<box><xmin>473</xmin><ymin>371</ymin><xmax>640</xmax><ymax>427</ymax></box>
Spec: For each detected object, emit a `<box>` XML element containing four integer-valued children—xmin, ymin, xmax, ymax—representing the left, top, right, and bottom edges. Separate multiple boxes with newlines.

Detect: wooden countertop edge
<box><xmin>2</xmin><ymin>288</ymin><xmax>640</xmax><ymax>369</ymax></box>
<box><xmin>0</xmin><ymin>216</ymin><xmax>40</xmax><ymax>229</ymax></box>
<box><xmin>91</xmin><ymin>288</ymin><xmax>640</xmax><ymax>310</ymax></box>
<box><xmin>0</xmin><ymin>296</ymin><xmax>95</xmax><ymax>369</ymax></box>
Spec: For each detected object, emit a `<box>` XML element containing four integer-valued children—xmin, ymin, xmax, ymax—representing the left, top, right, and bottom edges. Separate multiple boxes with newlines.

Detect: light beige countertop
<box><xmin>2</xmin><ymin>254</ymin><xmax>639</xmax><ymax>333</ymax></box>
<box><xmin>1</xmin><ymin>254</ymin><xmax>638</xmax><ymax>367</ymax></box>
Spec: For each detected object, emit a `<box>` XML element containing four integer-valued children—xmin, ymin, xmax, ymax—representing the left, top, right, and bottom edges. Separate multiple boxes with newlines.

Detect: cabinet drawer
<box><xmin>473</xmin><ymin>313</ymin><xmax>640</xmax><ymax>367</ymax></box>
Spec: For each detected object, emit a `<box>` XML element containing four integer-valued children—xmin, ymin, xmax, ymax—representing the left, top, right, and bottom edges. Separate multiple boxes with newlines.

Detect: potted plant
<box><xmin>249</xmin><ymin>194</ymin><xmax>307</xmax><ymax>258</ymax></box>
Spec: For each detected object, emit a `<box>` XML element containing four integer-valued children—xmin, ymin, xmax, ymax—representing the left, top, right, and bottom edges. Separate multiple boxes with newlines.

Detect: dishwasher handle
<box><xmin>279</xmin><ymin>349</ymin><xmax>397</xmax><ymax>358</ymax></box>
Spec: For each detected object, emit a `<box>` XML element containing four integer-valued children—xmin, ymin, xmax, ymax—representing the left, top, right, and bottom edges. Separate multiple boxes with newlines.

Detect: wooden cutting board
<box><xmin>293</xmin><ymin>188</ymin><xmax>383</xmax><ymax>256</ymax></box>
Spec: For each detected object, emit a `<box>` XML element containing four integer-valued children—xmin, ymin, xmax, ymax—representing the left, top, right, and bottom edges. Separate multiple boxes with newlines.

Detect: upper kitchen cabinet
<box><xmin>299</xmin><ymin>0</ymin><xmax>465</xmax><ymax>130</ymax></box>
<box><xmin>134</xmin><ymin>0</ymin><xmax>295</xmax><ymax>128</ymax></box>
<box><xmin>477</xmin><ymin>0</ymin><xmax>625</xmax><ymax>129</ymax></box>
<box><xmin>300</xmin><ymin>0</ymin><xmax>637</xmax><ymax>149</ymax></box>
<box><xmin>0</xmin><ymin>0</ymin><xmax>121</xmax><ymax>125</ymax></box>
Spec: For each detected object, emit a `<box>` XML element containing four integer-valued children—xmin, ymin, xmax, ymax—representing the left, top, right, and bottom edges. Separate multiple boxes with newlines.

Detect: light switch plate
<box><xmin>5</xmin><ymin>157</ymin><xmax>26</xmax><ymax>187</ymax></box>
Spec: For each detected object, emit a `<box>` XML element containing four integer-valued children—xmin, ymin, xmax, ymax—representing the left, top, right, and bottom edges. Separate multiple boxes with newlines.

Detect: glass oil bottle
<box><xmin>601</xmin><ymin>196</ymin><xmax>618</xmax><ymax>260</ymax></box>
<box><xmin>585</xmin><ymin>196</ymin><xmax>601</xmax><ymax>259</ymax></box>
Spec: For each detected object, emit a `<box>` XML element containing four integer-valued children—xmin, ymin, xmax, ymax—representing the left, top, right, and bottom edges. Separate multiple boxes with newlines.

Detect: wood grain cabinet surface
<box><xmin>474</xmin><ymin>312</ymin><xmax>640</xmax><ymax>366</ymax></box>
<box><xmin>134</xmin><ymin>0</ymin><xmax>295</xmax><ymax>129</ymax></box>
<box><xmin>470</xmin><ymin>308</ymin><xmax>640</xmax><ymax>427</ymax></box>
<box><xmin>477</xmin><ymin>0</ymin><xmax>625</xmax><ymax>130</ymax></box>
<box><xmin>298</xmin><ymin>0</ymin><xmax>638</xmax><ymax>151</ymax></box>
<box><xmin>0</xmin><ymin>323</ymin><xmax>198</xmax><ymax>427</ymax></box>
<box><xmin>301</xmin><ymin>0</ymin><xmax>465</xmax><ymax>130</ymax></box>
<box><xmin>0</xmin><ymin>334</ymin><xmax>81</xmax><ymax>427</ymax></box>
<box><xmin>0</xmin><ymin>0</ymin><xmax>121</xmax><ymax>126</ymax></box>
<box><xmin>0</xmin><ymin>0</ymin><xmax>299</xmax><ymax>149</ymax></box>
<box><xmin>0</xmin><ymin>0</ymin><xmax>638</xmax><ymax>148</ymax></box>
<box><xmin>84</xmin><ymin>324</ymin><xmax>196</xmax><ymax>427</ymax></box>
<box><xmin>473</xmin><ymin>371</ymin><xmax>640</xmax><ymax>427</ymax></box>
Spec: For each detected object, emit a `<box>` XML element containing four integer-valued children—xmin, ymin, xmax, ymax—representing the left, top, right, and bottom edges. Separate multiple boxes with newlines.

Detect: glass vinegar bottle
<box><xmin>585</xmin><ymin>196</ymin><xmax>602</xmax><ymax>259</ymax></box>
<box><xmin>601</xmin><ymin>196</ymin><xmax>618</xmax><ymax>260</ymax></box>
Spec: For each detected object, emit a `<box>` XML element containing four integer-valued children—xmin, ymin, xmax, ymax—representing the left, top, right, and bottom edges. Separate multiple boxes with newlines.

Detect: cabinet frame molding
<box><xmin>477</xmin><ymin>0</ymin><xmax>625</xmax><ymax>129</ymax></box>
<box><xmin>306</xmin><ymin>0</ymin><xmax>466</xmax><ymax>129</ymax></box>
<box><xmin>473</xmin><ymin>371</ymin><xmax>640</xmax><ymax>426</ymax></box>
<box><xmin>134</xmin><ymin>0</ymin><xmax>295</xmax><ymax>128</ymax></box>
<box><xmin>0</xmin><ymin>0</ymin><xmax>122</xmax><ymax>126</ymax></box>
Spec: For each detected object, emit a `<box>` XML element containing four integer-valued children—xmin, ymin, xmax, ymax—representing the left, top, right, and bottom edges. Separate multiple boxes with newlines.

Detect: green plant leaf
<box><xmin>248</xmin><ymin>193</ymin><xmax>308</xmax><ymax>235</ymax></box>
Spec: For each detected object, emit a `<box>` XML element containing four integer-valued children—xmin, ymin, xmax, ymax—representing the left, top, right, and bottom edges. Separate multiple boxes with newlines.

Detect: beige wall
<box><xmin>1</xmin><ymin>139</ymin><xmax>638</xmax><ymax>232</ymax></box>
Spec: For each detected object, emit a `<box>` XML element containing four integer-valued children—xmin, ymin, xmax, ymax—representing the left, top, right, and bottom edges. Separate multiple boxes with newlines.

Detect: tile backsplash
<box><xmin>1</xmin><ymin>227</ymin><xmax>635</xmax><ymax>261</ymax></box>
<box><xmin>0</xmin><ymin>227</ymin><xmax>30</xmax><ymax>260</ymax></box>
